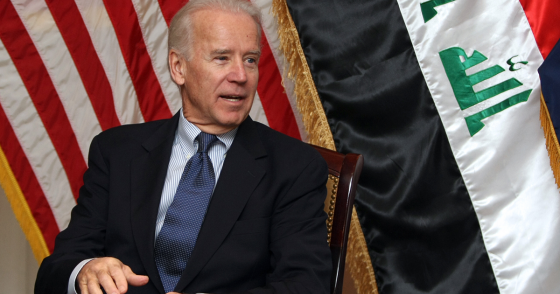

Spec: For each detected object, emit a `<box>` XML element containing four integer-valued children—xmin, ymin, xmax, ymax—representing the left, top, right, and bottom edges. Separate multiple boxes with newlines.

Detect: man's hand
<box><xmin>77</xmin><ymin>257</ymin><xmax>149</xmax><ymax>294</ymax></box>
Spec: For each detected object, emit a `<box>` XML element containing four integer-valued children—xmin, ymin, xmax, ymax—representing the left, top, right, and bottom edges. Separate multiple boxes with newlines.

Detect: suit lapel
<box><xmin>130</xmin><ymin>112</ymin><xmax>180</xmax><ymax>294</ymax></box>
<box><xmin>175</xmin><ymin>118</ymin><xmax>267</xmax><ymax>291</ymax></box>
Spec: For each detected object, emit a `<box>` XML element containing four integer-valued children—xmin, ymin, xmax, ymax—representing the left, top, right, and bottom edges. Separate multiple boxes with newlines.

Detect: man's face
<box><xmin>170</xmin><ymin>9</ymin><xmax>260</xmax><ymax>134</ymax></box>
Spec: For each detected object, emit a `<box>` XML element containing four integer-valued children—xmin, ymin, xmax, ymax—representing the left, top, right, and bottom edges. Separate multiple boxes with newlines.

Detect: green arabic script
<box><xmin>439</xmin><ymin>47</ymin><xmax>531</xmax><ymax>136</ymax></box>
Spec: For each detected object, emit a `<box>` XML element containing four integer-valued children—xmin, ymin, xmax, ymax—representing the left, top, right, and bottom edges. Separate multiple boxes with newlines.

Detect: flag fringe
<box><xmin>0</xmin><ymin>145</ymin><xmax>49</xmax><ymax>263</ymax></box>
<box><xmin>347</xmin><ymin>207</ymin><xmax>379</xmax><ymax>294</ymax></box>
<box><xmin>271</xmin><ymin>0</ymin><xmax>335</xmax><ymax>150</ymax></box>
<box><xmin>540</xmin><ymin>93</ymin><xmax>560</xmax><ymax>189</ymax></box>
<box><xmin>271</xmin><ymin>1</ymin><xmax>379</xmax><ymax>293</ymax></box>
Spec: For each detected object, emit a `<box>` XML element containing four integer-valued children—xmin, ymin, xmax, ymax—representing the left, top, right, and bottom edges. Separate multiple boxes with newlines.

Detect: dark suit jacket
<box><xmin>35</xmin><ymin>113</ymin><xmax>331</xmax><ymax>294</ymax></box>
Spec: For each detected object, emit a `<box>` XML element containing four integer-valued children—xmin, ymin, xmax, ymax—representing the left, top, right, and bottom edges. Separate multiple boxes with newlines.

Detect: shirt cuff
<box><xmin>67</xmin><ymin>259</ymin><xmax>95</xmax><ymax>294</ymax></box>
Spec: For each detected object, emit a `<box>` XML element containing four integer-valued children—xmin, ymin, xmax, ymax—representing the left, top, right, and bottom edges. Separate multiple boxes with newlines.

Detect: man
<box><xmin>35</xmin><ymin>0</ymin><xmax>331</xmax><ymax>293</ymax></box>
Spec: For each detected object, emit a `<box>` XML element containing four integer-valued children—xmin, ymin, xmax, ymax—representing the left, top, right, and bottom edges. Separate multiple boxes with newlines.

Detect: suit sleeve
<box><xmin>35</xmin><ymin>135</ymin><xmax>110</xmax><ymax>294</ymax></box>
<box><xmin>249</xmin><ymin>153</ymin><xmax>332</xmax><ymax>294</ymax></box>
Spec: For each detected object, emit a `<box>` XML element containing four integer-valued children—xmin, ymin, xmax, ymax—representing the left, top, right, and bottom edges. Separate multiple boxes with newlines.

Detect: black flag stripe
<box><xmin>285</xmin><ymin>0</ymin><xmax>499</xmax><ymax>292</ymax></box>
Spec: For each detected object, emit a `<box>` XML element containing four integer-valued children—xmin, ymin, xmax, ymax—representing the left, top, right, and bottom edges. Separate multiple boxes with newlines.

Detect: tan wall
<box><xmin>0</xmin><ymin>187</ymin><xmax>39</xmax><ymax>293</ymax></box>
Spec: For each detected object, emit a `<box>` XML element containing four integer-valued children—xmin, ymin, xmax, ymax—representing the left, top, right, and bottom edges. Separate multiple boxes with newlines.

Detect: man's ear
<box><xmin>169</xmin><ymin>49</ymin><xmax>186</xmax><ymax>85</ymax></box>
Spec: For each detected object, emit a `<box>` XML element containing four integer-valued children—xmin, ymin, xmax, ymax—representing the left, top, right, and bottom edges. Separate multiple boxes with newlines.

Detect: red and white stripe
<box><xmin>0</xmin><ymin>0</ymin><xmax>305</xmax><ymax>255</ymax></box>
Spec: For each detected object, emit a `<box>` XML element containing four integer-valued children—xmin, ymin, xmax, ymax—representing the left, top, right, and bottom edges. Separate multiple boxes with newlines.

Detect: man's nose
<box><xmin>227</xmin><ymin>59</ymin><xmax>248</xmax><ymax>83</ymax></box>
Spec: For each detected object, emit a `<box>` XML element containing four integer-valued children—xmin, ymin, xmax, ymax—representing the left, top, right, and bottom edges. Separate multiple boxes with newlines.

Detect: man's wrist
<box><xmin>68</xmin><ymin>258</ymin><xmax>95</xmax><ymax>294</ymax></box>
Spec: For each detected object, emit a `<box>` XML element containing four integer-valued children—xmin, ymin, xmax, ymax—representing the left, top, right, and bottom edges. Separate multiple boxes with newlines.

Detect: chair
<box><xmin>311</xmin><ymin>145</ymin><xmax>364</xmax><ymax>294</ymax></box>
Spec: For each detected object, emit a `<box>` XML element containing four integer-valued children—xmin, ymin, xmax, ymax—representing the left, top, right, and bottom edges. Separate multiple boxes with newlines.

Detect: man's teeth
<box><xmin>223</xmin><ymin>96</ymin><xmax>241</xmax><ymax>101</ymax></box>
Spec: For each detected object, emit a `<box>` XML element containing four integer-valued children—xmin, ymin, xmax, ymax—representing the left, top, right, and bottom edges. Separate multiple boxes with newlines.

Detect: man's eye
<box><xmin>247</xmin><ymin>58</ymin><xmax>256</xmax><ymax>64</ymax></box>
<box><xmin>216</xmin><ymin>56</ymin><xmax>227</xmax><ymax>61</ymax></box>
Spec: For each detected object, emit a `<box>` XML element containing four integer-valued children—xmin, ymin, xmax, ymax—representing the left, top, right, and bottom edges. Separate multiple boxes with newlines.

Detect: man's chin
<box><xmin>198</xmin><ymin>115</ymin><xmax>248</xmax><ymax>134</ymax></box>
<box><xmin>219</xmin><ymin>113</ymin><xmax>250</xmax><ymax>126</ymax></box>
<box><xmin>218</xmin><ymin>118</ymin><xmax>247</xmax><ymax>130</ymax></box>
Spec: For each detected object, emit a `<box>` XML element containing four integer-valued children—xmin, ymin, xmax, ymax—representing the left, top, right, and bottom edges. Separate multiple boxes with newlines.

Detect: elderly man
<box><xmin>35</xmin><ymin>0</ymin><xmax>331</xmax><ymax>293</ymax></box>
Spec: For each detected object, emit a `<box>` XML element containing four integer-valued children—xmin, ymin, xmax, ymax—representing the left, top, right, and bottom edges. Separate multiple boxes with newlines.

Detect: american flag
<box><xmin>0</xmin><ymin>0</ymin><xmax>305</xmax><ymax>261</ymax></box>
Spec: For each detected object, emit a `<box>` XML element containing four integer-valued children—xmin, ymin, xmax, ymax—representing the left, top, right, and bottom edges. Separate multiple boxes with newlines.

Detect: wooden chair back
<box><xmin>311</xmin><ymin>145</ymin><xmax>364</xmax><ymax>294</ymax></box>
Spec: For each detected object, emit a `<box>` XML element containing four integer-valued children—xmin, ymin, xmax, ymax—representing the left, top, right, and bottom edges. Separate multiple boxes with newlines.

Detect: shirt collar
<box><xmin>177</xmin><ymin>110</ymin><xmax>237</xmax><ymax>152</ymax></box>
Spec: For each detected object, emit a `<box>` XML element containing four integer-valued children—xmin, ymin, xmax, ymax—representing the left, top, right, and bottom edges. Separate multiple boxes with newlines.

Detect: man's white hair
<box><xmin>168</xmin><ymin>0</ymin><xmax>262</xmax><ymax>60</ymax></box>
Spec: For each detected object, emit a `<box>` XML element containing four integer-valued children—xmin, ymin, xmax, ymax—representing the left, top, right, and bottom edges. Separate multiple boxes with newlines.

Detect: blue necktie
<box><xmin>155</xmin><ymin>132</ymin><xmax>218</xmax><ymax>293</ymax></box>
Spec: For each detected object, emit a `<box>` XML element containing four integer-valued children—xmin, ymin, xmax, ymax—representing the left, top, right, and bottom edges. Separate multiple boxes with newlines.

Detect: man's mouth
<box><xmin>221</xmin><ymin>95</ymin><xmax>243</xmax><ymax>102</ymax></box>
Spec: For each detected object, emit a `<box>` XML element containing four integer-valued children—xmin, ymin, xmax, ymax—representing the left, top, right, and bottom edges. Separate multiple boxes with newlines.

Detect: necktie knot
<box><xmin>197</xmin><ymin>132</ymin><xmax>218</xmax><ymax>153</ymax></box>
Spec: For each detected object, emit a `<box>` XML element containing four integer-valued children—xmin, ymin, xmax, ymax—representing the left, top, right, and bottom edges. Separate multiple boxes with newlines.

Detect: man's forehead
<box><xmin>190</xmin><ymin>10</ymin><xmax>260</xmax><ymax>50</ymax></box>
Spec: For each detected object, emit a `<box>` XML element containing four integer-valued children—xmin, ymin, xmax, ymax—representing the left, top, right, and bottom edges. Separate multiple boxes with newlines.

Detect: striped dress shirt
<box><xmin>155</xmin><ymin>113</ymin><xmax>237</xmax><ymax>238</ymax></box>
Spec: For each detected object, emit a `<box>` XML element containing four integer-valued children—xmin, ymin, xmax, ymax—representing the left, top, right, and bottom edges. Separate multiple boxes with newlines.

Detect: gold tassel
<box><xmin>271</xmin><ymin>0</ymin><xmax>335</xmax><ymax>150</ymax></box>
<box><xmin>0</xmin><ymin>145</ymin><xmax>50</xmax><ymax>263</ymax></box>
<box><xmin>271</xmin><ymin>1</ymin><xmax>378</xmax><ymax>293</ymax></box>
<box><xmin>347</xmin><ymin>207</ymin><xmax>379</xmax><ymax>293</ymax></box>
<box><xmin>540</xmin><ymin>93</ymin><xmax>560</xmax><ymax>189</ymax></box>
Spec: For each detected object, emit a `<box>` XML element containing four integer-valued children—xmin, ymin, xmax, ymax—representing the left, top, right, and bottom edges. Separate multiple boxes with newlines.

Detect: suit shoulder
<box><xmin>252</xmin><ymin>121</ymin><xmax>324</xmax><ymax>164</ymax></box>
<box><xmin>90</xmin><ymin>118</ymin><xmax>175</xmax><ymax>159</ymax></box>
<box><xmin>95</xmin><ymin>118</ymin><xmax>170</xmax><ymax>144</ymax></box>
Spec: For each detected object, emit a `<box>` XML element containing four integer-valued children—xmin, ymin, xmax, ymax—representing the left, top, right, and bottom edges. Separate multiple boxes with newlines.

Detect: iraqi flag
<box><xmin>274</xmin><ymin>0</ymin><xmax>560</xmax><ymax>293</ymax></box>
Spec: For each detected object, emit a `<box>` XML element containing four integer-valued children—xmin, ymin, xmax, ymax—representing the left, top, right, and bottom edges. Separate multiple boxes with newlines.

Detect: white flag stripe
<box><xmin>11</xmin><ymin>0</ymin><xmax>101</xmax><ymax>161</ymax></box>
<box><xmin>252</xmin><ymin>0</ymin><xmax>308</xmax><ymax>141</ymax></box>
<box><xmin>0</xmin><ymin>39</ymin><xmax>75</xmax><ymax>230</ymax></box>
<box><xmin>397</xmin><ymin>0</ymin><xmax>560</xmax><ymax>293</ymax></box>
<box><xmin>250</xmin><ymin>92</ymin><xmax>270</xmax><ymax>126</ymax></box>
<box><xmin>132</xmin><ymin>0</ymin><xmax>182</xmax><ymax>114</ymax></box>
<box><xmin>75</xmin><ymin>0</ymin><xmax>144</xmax><ymax>125</ymax></box>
